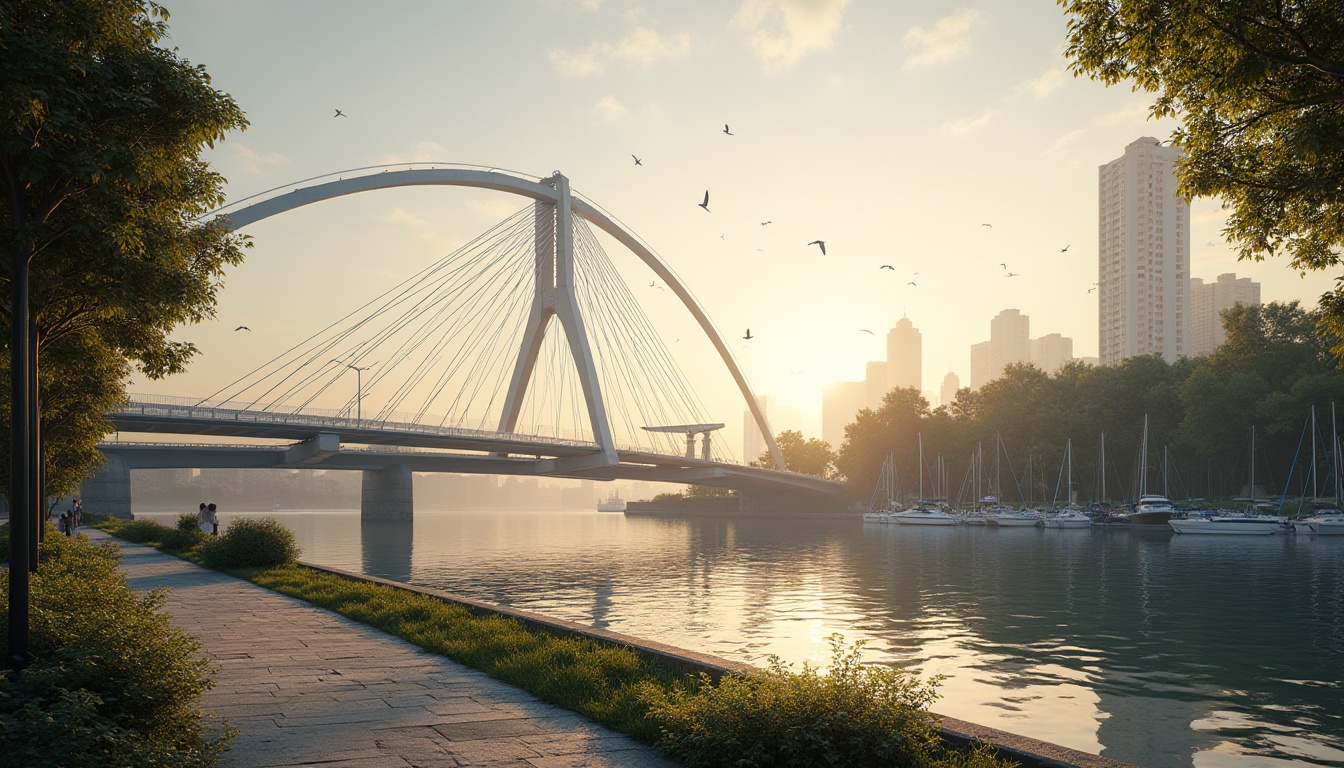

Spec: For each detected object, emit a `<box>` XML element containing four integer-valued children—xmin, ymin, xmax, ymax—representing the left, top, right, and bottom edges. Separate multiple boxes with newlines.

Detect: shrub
<box><xmin>161</xmin><ymin>526</ymin><xmax>207</xmax><ymax>552</ymax></box>
<box><xmin>111</xmin><ymin>517</ymin><xmax>171</xmax><ymax>544</ymax></box>
<box><xmin>201</xmin><ymin>517</ymin><xmax>299</xmax><ymax>568</ymax></box>
<box><xmin>642</xmin><ymin>635</ymin><xmax>1010</xmax><ymax>768</ymax></box>
<box><xmin>0</xmin><ymin>532</ymin><xmax>232</xmax><ymax>766</ymax></box>
<box><xmin>178</xmin><ymin>512</ymin><xmax>202</xmax><ymax>532</ymax></box>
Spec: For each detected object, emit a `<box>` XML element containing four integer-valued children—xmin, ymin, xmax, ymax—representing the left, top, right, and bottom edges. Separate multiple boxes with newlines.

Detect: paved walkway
<box><xmin>87</xmin><ymin>530</ymin><xmax>675</xmax><ymax>768</ymax></box>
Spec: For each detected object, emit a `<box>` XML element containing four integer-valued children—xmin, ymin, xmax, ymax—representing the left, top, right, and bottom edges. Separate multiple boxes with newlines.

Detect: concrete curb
<box><xmin>298</xmin><ymin>560</ymin><xmax>1139</xmax><ymax>768</ymax></box>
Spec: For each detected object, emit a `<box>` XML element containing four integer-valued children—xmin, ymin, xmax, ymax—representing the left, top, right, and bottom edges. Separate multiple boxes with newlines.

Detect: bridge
<box><xmin>83</xmin><ymin>165</ymin><xmax>842</xmax><ymax>519</ymax></box>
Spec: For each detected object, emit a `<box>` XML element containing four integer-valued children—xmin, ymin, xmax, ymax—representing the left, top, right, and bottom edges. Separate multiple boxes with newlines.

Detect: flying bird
<box><xmin>743</xmin><ymin>328</ymin><xmax>753</xmax><ymax>340</ymax></box>
<box><xmin>760</xmin><ymin>221</ymin><xmax>772</xmax><ymax>226</ymax></box>
<box><xmin>907</xmin><ymin>281</ymin><xmax>918</xmax><ymax>287</ymax></box>
<box><xmin>879</xmin><ymin>264</ymin><xmax>895</xmax><ymax>270</ymax></box>
<box><xmin>649</xmin><ymin>281</ymin><xmax>657</xmax><ymax>288</ymax></box>
<box><xmin>333</xmin><ymin>109</ymin><xmax>347</xmax><ymax>118</ymax></box>
<box><xmin>1087</xmin><ymin>286</ymin><xmax>1097</xmax><ymax>293</ymax></box>
<box><xmin>860</xmin><ymin>329</ymin><xmax>874</xmax><ymax>335</ymax></box>
<box><xmin>723</xmin><ymin>124</ymin><xmax>733</xmax><ymax>135</ymax></box>
<box><xmin>790</xmin><ymin>370</ymin><xmax>803</xmax><ymax>375</ymax></box>
<box><xmin>1000</xmin><ymin>263</ymin><xmax>1008</xmax><ymax>270</ymax></box>
<box><xmin>1060</xmin><ymin>244</ymin><xmax>1071</xmax><ymax>253</ymax></box>
<box><xmin>1004</xmin><ymin>272</ymin><xmax>1020</xmax><ymax>277</ymax></box>
<box><xmin>980</xmin><ymin>223</ymin><xmax>993</xmax><ymax>228</ymax></box>
<box><xmin>699</xmin><ymin>191</ymin><xmax>711</xmax><ymax>213</ymax></box>
<box><xmin>808</xmin><ymin>240</ymin><xmax>826</xmax><ymax>255</ymax></box>
<box><xmin>631</xmin><ymin>155</ymin><xmax>642</xmax><ymax>166</ymax></box>
<box><xmin>234</xmin><ymin>326</ymin><xmax>251</xmax><ymax>332</ymax></box>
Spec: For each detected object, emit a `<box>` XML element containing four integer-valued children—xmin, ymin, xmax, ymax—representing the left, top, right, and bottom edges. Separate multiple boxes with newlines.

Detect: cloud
<box><xmin>732</xmin><ymin>0</ymin><xmax>851</xmax><ymax>71</ymax></box>
<box><xmin>593</xmin><ymin>96</ymin><xmax>628</xmax><ymax>122</ymax></box>
<box><xmin>464</xmin><ymin>198</ymin><xmax>526</xmax><ymax>220</ymax></box>
<box><xmin>549</xmin><ymin>27</ymin><xmax>691</xmax><ymax>75</ymax></box>
<box><xmin>230</xmin><ymin>144</ymin><xmax>293</xmax><ymax>176</ymax></box>
<box><xmin>1019</xmin><ymin>66</ymin><xmax>1066</xmax><ymax>99</ymax></box>
<box><xmin>942</xmin><ymin>108</ymin><xmax>995</xmax><ymax>135</ymax></box>
<box><xmin>1093</xmin><ymin>100</ymin><xmax>1152</xmax><ymax>126</ymax></box>
<box><xmin>379</xmin><ymin>142</ymin><xmax>449</xmax><ymax>164</ymax></box>
<box><xmin>1043</xmin><ymin>129</ymin><xmax>1085</xmax><ymax>156</ymax></box>
<box><xmin>380</xmin><ymin>208</ymin><xmax>463</xmax><ymax>254</ymax></box>
<box><xmin>903</xmin><ymin>8</ymin><xmax>980</xmax><ymax>70</ymax></box>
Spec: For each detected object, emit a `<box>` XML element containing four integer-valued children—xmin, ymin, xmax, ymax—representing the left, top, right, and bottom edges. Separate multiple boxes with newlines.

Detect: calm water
<box><xmin>141</xmin><ymin>508</ymin><xmax>1344</xmax><ymax>768</ymax></box>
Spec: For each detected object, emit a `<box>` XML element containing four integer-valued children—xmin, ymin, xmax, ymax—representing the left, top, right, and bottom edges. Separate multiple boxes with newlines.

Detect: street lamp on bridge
<box><xmin>331</xmin><ymin>361</ymin><xmax>375</xmax><ymax>423</ymax></box>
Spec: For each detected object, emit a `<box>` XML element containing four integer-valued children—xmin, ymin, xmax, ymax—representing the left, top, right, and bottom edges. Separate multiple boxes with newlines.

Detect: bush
<box><xmin>642</xmin><ymin>635</ymin><xmax>1010</xmax><ymax>768</ymax></box>
<box><xmin>201</xmin><ymin>517</ymin><xmax>299</xmax><ymax>569</ymax></box>
<box><xmin>161</xmin><ymin>526</ymin><xmax>207</xmax><ymax>552</ymax></box>
<box><xmin>111</xmin><ymin>518</ymin><xmax>171</xmax><ymax>544</ymax></box>
<box><xmin>0</xmin><ymin>532</ymin><xmax>232</xmax><ymax>766</ymax></box>
<box><xmin>177</xmin><ymin>512</ymin><xmax>202</xmax><ymax>532</ymax></box>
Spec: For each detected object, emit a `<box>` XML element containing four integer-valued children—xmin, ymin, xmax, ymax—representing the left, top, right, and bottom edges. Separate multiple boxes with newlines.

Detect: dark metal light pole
<box><xmin>332</xmin><ymin>361</ymin><xmax>374</xmax><ymax>423</ymax></box>
<box><xmin>8</xmin><ymin>253</ymin><xmax>32</xmax><ymax>671</ymax></box>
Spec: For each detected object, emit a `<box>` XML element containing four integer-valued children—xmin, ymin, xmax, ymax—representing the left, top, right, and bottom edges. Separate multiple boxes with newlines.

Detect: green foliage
<box><xmin>0</xmin><ymin>0</ymin><xmax>248</xmax><ymax>498</ymax></box>
<box><xmin>1059</xmin><ymin>0</ymin><xmax>1344</xmax><ymax>359</ymax></box>
<box><xmin>643</xmin><ymin>635</ymin><xmax>1010</xmax><ymax>768</ymax></box>
<box><xmin>108</xmin><ymin>517</ymin><xmax>172</xmax><ymax>544</ymax></box>
<box><xmin>0</xmin><ymin>532</ymin><xmax>231</xmax><ymax>766</ymax></box>
<box><xmin>178</xmin><ymin>513</ymin><xmax>202</xmax><ymax>532</ymax></box>
<box><xmin>758</xmin><ymin>429</ymin><xmax>837</xmax><ymax>478</ymax></box>
<box><xmin>200</xmin><ymin>517</ymin><xmax>299</xmax><ymax>568</ymax></box>
<box><xmin>682</xmin><ymin>485</ymin><xmax>735</xmax><ymax>499</ymax></box>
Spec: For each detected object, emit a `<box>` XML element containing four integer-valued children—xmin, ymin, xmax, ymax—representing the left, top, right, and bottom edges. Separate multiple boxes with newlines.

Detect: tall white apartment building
<box><xmin>1189</xmin><ymin>273</ymin><xmax>1261</xmax><ymax>357</ymax></box>
<box><xmin>1030</xmin><ymin>333</ymin><xmax>1074</xmax><ymax>375</ymax></box>
<box><xmin>1099</xmin><ymin>137</ymin><xmax>1190</xmax><ymax>365</ymax></box>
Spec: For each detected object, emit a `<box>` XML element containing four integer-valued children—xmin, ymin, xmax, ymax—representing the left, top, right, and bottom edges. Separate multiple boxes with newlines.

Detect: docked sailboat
<box><xmin>1169</xmin><ymin>514</ymin><xmax>1286</xmax><ymax>535</ymax></box>
<box><xmin>1301</xmin><ymin>403</ymin><xmax>1344</xmax><ymax>535</ymax></box>
<box><xmin>892</xmin><ymin>434</ymin><xmax>958</xmax><ymax>525</ymax></box>
<box><xmin>1120</xmin><ymin>415</ymin><xmax>1176</xmax><ymax>526</ymax></box>
<box><xmin>1043</xmin><ymin>439</ymin><xmax>1091</xmax><ymax>528</ymax></box>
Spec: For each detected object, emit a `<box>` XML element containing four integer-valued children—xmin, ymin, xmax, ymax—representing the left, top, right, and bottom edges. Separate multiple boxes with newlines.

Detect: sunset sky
<box><xmin>132</xmin><ymin>1</ymin><xmax>1338</xmax><ymax>457</ymax></box>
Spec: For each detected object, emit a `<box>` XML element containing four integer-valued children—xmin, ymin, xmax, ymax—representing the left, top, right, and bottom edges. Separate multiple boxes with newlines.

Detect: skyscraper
<box><xmin>990</xmin><ymin>308</ymin><xmax>1030</xmax><ymax>377</ymax></box>
<box><xmin>886</xmin><ymin>316</ymin><xmax>922</xmax><ymax>392</ymax></box>
<box><xmin>970</xmin><ymin>341</ymin><xmax>991</xmax><ymax>390</ymax></box>
<box><xmin>1189</xmin><ymin>273</ymin><xmax>1261</xmax><ymax>357</ymax></box>
<box><xmin>940</xmin><ymin>372</ymin><xmax>960</xmax><ymax>408</ymax></box>
<box><xmin>822</xmin><ymin>381</ymin><xmax>866</xmax><ymax>450</ymax></box>
<box><xmin>865</xmin><ymin>361</ymin><xmax>887</xmax><ymax>409</ymax></box>
<box><xmin>1098</xmin><ymin>137</ymin><xmax>1191</xmax><ymax>365</ymax></box>
<box><xmin>1030</xmin><ymin>333</ymin><xmax>1074</xmax><ymax>375</ymax></box>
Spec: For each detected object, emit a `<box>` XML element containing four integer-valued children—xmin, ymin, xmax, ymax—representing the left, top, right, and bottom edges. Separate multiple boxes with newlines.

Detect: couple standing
<box><xmin>197</xmin><ymin>502</ymin><xmax>219</xmax><ymax>535</ymax></box>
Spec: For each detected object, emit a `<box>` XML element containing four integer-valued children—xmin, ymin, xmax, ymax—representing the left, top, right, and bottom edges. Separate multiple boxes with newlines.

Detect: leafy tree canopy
<box><xmin>757</xmin><ymin>430</ymin><xmax>836</xmax><ymax>479</ymax></box>
<box><xmin>1</xmin><ymin>0</ymin><xmax>248</xmax><ymax>495</ymax></box>
<box><xmin>1060</xmin><ymin>0</ymin><xmax>1344</xmax><ymax>356</ymax></box>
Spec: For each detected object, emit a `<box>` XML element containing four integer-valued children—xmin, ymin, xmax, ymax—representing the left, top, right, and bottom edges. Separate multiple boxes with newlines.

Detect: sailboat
<box><xmin>863</xmin><ymin>452</ymin><xmax>897</xmax><ymax>523</ymax></box>
<box><xmin>1044</xmin><ymin>439</ymin><xmax>1091</xmax><ymax>528</ymax></box>
<box><xmin>1123</xmin><ymin>415</ymin><xmax>1176</xmax><ymax>525</ymax></box>
<box><xmin>891</xmin><ymin>434</ymin><xmax>958</xmax><ymax>525</ymax></box>
<box><xmin>1170</xmin><ymin>423</ymin><xmax>1286</xmax><ymax>535</ymax></box>
<box><xmin>1304</xmin><ymin>402</ymin><xmax>1344</xmax><ymax>535</ymax></box>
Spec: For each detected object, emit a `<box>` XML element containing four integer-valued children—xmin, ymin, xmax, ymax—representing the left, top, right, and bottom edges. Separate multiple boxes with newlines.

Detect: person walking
<box><xmin>205</xmin><ymin>502</ymin><xmax>219</xmax><ymax>535</ymax></box>
<box><xmin>197</xmin><ymin>502</ymin><xmax>209</xmax><ymax>533</ymax></box>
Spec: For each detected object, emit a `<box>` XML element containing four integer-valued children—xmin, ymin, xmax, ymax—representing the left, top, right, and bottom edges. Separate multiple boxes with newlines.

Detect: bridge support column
<box><xmin>361</xmin><ymin>464</ymin><xmax>413</xmax><ymax>522</ymax></box>
<box><xmin>79</xmin><ymin>455</ymin><xmax>133</xmax><ymax>519</ymax></box>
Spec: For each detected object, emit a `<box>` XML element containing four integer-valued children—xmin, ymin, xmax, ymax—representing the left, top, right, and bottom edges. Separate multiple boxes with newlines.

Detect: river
<box><xmin>138</xmin><ymin>508</ymin><xmax>1344</xmax><ymax>768</ymax></box>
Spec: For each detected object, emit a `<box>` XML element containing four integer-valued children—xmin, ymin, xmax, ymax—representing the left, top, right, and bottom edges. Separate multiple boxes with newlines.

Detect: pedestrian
<box><xmin>197</xmin><ymin>502</ymin><xmax>209</xmax><ymax>533</ymax></box>
<box><xmin>206</xmin><ymin>502</ymin><xmax>219</xmax><ymax>535</ymax></box>
<box><xmin>59</xmin><ymin>508</ymin><xmax>71</xmax><ymax>536</ymax></box>
<box><xmin>72</xmin><ymin>499</ymin><xmax>82</xmax><ymax>530</ymax></box>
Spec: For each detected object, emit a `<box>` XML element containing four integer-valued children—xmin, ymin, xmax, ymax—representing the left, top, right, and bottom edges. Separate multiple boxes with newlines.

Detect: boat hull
<box><xmin>1169</xmin><ymin>518</ymin><xmax>1284</xmax><ymax>535</ymax></box>
<box><xmin>892</xmin><ymin>512</ymin><xmax>958</xmax><ymax>526</ymax></box>
<box><xmin>1307</xmin><ymin>517</ymin><xmax>1344</xmax><ymax>535</ymax></box>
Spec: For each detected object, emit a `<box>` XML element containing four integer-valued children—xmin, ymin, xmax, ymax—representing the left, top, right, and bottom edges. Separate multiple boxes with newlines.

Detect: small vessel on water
<box><xmin>1119</xmin><ymin>416</ymin><xmax>1176</xmax><ymax>526</ymax></box>
<box><xmin>1299</xmin><ymin>403</ymin><xmax>1344</xmax><ymax>535</ymax></box>
<box><xmin>986</xmin><ymin>506</ymin><xmax>1042</xmax><ymax>526</ymax></box>
<box><xmin>1043</xmin><ymin>506</ymin><xmax>1092</xmax><ymax>528</ymax></box>
<box><xmin>597</xmin><ymin>491</ymin><xmax>626</xmax><ymax>512</ymax></box>
<box><xmin>893</xmin><ymin>435</ymin><xmax>958</xmax><ymax>525</ymax></box>
<box><xmin>1169</xmin><ymin>514</ymin><xmax>1286</xmax><ymax>535</ymax></box>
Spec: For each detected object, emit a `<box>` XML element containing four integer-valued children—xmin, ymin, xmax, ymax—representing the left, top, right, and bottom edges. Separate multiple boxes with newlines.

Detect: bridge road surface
<box><xmin>86</xmin><ymin>529</ymin><xmax>676</xmax><ymax>768</ymax></box>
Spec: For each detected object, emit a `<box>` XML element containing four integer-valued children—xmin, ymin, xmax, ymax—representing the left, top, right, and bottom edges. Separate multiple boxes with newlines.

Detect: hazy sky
<box><xmin>131</xmin><ymin>1</ymin><xmax>1337</xmax><ymax>456</ymax></box>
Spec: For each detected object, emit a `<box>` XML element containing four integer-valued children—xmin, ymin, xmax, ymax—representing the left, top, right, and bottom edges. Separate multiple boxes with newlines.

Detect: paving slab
<box><xmin>86</xmin><ymin>529</ymin><xmax>676</xmax><ymax>768</ymax></box>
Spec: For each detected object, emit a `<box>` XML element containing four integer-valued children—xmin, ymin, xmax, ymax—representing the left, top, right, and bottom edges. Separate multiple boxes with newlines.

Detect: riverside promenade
<box><xmin>86</xmin><ymin>529</ymin><xmax>674</xmax><ymax>768</ymax></box>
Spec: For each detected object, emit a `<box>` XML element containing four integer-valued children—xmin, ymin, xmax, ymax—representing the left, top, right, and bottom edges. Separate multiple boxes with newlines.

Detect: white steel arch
<box><xmin>212</xmin><ymin>167</ymin><xmax>785</xmax><ymax>470</ymax></box>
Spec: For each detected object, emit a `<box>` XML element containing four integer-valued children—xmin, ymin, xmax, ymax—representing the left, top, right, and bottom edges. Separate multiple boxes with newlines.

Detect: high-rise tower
<box><xmin>1098</xmin><ymin>137</ymin><xmax>1190</xmax><ymax>365</ymax></box>
<box><xmin>886</xmin><ymin>317</ymin><xmax>922</xmax><ymax>393</ymax></box>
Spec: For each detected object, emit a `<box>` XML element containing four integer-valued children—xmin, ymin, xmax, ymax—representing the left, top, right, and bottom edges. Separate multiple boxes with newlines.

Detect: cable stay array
<box><xmin>196</xmin><ymin>203</ymin><xmax>733</xmax><ymax>462</ymax></box>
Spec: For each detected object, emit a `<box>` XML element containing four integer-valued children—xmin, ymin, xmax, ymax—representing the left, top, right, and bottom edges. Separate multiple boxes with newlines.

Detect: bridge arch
<box><xmin>211</xmin><ymin>166</ymin><xmax>785</xmax><ymax>470</ymax></box>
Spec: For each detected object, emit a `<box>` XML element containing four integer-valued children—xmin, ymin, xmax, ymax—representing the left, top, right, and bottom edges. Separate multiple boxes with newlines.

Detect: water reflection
<box><xmin>137</xmin><ymin>509</ymin><xmax>1344</xmax><ymax>767</ymax></box>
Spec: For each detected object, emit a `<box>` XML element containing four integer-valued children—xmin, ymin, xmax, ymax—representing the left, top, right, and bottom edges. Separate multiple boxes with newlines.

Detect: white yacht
<box><xmin>1042</xmin><ymin>506</ymin><xmax>1092</xmax><ymax>528</ymax></box>
<box><xmin>1168</xmin><ymin>514</ymin><xmax>1287</xmax><ymax>535</ymax></box>
<box><xmin>891</xmin><ymin>504</ymin><xmax>958</xmax><ymax>526</ymax></box>
<box><xmin>986</xmin><ymin>507</ymin><xmax>1043</xmax><ymax>527</ymax></box>
<box><xmin>1305</xmin><ymin>509</ymin><xmax>1344</xmax><ymax>536</ymax></box>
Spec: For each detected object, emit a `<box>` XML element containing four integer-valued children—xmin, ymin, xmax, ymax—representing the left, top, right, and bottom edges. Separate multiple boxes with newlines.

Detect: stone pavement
<box><xmin>86</xmin><ymin>529</ymin><xmax>676</xmax><ymax>768</ymax></box>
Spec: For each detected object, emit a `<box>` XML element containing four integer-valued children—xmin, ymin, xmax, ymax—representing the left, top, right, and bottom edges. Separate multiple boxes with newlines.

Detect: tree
<box><xmin>757</xmin><ymin>430</ymin><xmax>836</xmax><ymax>479</ymax></box>
<box><xmin>1061</xmin><ymin>0</ymin><xmax>1344</xmax><ymax>357</ymax></box>
<box><xmin>1</xmin><ymin>0</ymin><xmax>248</xmax><ymax>496</ymax></box>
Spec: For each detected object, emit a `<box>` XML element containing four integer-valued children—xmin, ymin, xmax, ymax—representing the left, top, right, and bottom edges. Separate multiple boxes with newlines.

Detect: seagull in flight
<box><xmin>1087</xmin><ymin>286</ymin><xmax>1097</xmax><ymax>293</ymax></box>
<box><xmin>879</xmin><ymin>264</ymin><xmax>895</xmax><ymax>270</ymax></box>
<box><xmin>1000</xmin><ymin>262</ymin><xmax>1008</xmax><ymax>270</ymax></box>
<box><xmin>808</xmin><ymin>240</ymin><xmax>826</xmax><ymax>255</ymax></box>
<box><xmin>1060</xmin><ymin>244</ymin><xmax>1071</xmax><ymax>253</ymax></box>
<box><xmin>761</xmin><ymin>220</ymin><xmax>772</xmax><ymax>226</ymax></box>
<box><xmin>743</xmin><ymin>328</ymin><xmax>753</xmax><ymax>340</ymax></box>
<box><xmin>699</xmin><ymin>191</ymin><xmax>711</xmax><ymax>213</ymax></box>
<box><xmin>980</xmin><ymin>223</ymin><xmax>993</xmax><ymax>228</ymax></box>
<box><xmin>860</xmin><ymin>329</ymin><xmax>874</xmax><ymax>335</ymax></box>
<box><xmin>723</xmin><ymin>124</ymin><xmax>733</xmax><ymax>135</ymax></box>
<box><xmin>333</xmin><ymin>109</ymin><xmax>347</xmax><ymax>118</ymax></box>
<box><xmin>631</xmin><ymin>155</ymin><xmax>642</xmax><ymax>166</ymax></box>
<box><xmin>790</xmin><ymin>370</ymin><xmax>803</xmax><ymax>375</ymax></box>
<box><xmin>907</xmin><ymin>281</ymin><xmax>918</xmax><ymax>287</ymax></box>
<box><xmin>234</xmin><ymin>325</ymin><xmax>251</xmax><ymax>332</ymax></box>
<box><xmin>1004</xmin><ymin>272</ymin><xmax>1020</xmax><ymax>277</ymax></box>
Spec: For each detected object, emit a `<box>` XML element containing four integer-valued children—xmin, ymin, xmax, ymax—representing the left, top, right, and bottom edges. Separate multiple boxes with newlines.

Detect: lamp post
<box><xmin>331</xmin><ymin>361</ymin><xmax>375</xmax><ymax>422</ymax></box>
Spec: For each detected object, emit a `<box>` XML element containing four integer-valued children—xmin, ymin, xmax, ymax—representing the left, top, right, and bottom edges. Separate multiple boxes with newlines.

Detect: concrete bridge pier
<box><xmin>80</xmin><ymin>455</ymin><xmax>133</xmax><ymax>519</ymax></box>
<box><xmin>361</xmin><ymin>464</ymin><xmax>413</xmax><ymax>522</ymax></box>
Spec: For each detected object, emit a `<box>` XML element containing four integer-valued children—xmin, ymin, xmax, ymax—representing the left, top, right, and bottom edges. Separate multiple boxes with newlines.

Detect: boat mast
<box><xmin>1335</xmin><ymin>402</ymin><xmax>1341</xmax><ymax>505</ymax></box>
<box><xmin>1250</xmin><ymin>425</ymin><xmax>1256</xmax><ymax>500</ymax></box>
<box><xmin>1067</xmin><ymin>438</ymin><xmax>1074</xmax><ymax>506</ymax></box>
<box><xmin>1139</xmin><ymin>415</ymin><xmax>1149</xmax><ymax>499</ymax></box>
<box><xmin>1311</xmin><ymin>404</ymin><xmax>1318</xmax><ymax>501</ymax></box>
<box><xmin>918</xmin><ymin>432</ymin><xmax>924</xmax><ymax>501</ymax></box>
<box><xmin>1100</xmin><ymin>431</ymin><xmax>1107</xmax><ymax>505</ymax></box>
<box><xmin>1163</xmin><ymin>445</ymin><xmax>1169</xmax><ymax>499</ymax></box>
